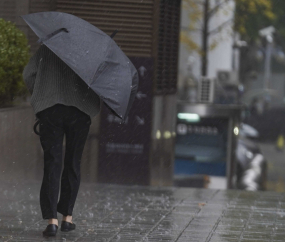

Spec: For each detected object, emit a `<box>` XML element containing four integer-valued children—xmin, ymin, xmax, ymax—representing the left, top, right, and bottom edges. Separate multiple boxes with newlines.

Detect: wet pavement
<box><xmin>0</xmin><ymin>178</ymin><xmax>285</xmax><ymax>241</ymax></box>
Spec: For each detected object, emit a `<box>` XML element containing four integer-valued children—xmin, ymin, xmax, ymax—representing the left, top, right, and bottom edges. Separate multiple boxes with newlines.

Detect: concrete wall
<box><xmin>150</xmin><ymin>95</ymin><xmax>177</xmax><ymax>186</ymax></box>
<box><xmin>0</xmin><ymin>104</ymin><xmax>41</xmax><ymax>181</ymax></box>
<box><xmin>0</xmin><ymin>103</ymin><xmax>101</xmax><ymax>183</ymax></box>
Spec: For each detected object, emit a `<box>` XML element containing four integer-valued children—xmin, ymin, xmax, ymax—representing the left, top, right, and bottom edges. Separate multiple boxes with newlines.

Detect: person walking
<box><xmin>23</xmin><ymin>44</ymin><xmax>101</xmax><ymax>237</ymax></box>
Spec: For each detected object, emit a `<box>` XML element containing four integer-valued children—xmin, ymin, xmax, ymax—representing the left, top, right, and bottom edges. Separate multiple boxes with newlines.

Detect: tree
<box><xmin>235</xmin><ymin>1</ymin><xmax>285</xmax><ymax>50</ymax></box>
<box><xmin>234</xmin><ymin>0</ymin><xmax>275</xmax><ymax>41</ymax></box>
<box><xmin>181</xmin><ymin>0</ymin><xmax>235</xmax><ymax>76</ymax></box>
<box><xmin>181</xmin><ymin>0</ymin><xmax>275</xmax><ymax>76</ymax></box>
<box><xmin>270</xmin><ymin>1</ymin><xmax>285</xmax><ymax>49</ymax></box>
<box><xmin>0</xmin><ymin>18</ymin><xmax>30</xmax><ymax>107</ymax></box>
<box><xmin>234</xmin><ymin>0</ymin><xmax>276</xmax><ymax>82</ymax></box>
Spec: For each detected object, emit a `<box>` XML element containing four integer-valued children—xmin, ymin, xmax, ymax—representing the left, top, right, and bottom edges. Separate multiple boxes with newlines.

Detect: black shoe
<box><xmin>42</xmin><ymin>224</ymin><xmax>58</xmax><ymax>237</ymax></box>
<box><xmin>61</xmin><ymin>221</ymin><xmax>76</xmax><ymax>232</ymax></box>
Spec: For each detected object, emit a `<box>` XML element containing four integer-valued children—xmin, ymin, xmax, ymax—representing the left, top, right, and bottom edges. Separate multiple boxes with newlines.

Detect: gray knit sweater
<box><xmin>23</xmin><ymin>44</ymin><xmax>101</xmax><ymax>118</ymax></box>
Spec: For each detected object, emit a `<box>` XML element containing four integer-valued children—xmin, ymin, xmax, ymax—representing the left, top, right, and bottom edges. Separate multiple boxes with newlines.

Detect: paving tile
<box><xmin>0</xmin><ymin>179</ymin><xmax>285</xmax><ymax>241</ymax></box>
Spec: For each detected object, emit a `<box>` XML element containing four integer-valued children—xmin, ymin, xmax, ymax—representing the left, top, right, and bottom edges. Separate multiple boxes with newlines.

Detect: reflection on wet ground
<box><xmin>1</xmin><ymin>179</ymin><xmax>285</xmax><ymax>241</ymax></box>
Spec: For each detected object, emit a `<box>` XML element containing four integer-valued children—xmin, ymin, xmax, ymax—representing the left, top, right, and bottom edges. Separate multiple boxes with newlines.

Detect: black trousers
<box><xmin>36</xmin><ymin>104</ymin><xmax>91</xmax><ymax>219</ymax></box>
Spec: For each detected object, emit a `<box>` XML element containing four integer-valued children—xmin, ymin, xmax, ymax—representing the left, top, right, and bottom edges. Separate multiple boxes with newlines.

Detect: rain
<box><xmin>1</xmin><ymin>0</ymin><xmax>285</xmax><ymax>241</ymax></box>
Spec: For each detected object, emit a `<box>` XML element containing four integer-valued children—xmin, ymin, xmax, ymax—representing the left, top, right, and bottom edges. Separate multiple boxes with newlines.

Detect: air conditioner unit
<box><xmin>198</xmin><ymin>77</ymin><xmax>215</xmax><ymax>103</ymax></box>
<box><xmin>217</xmin><ymin>70</ymin><xmax>238</xmax><ymax>85</ymax></box>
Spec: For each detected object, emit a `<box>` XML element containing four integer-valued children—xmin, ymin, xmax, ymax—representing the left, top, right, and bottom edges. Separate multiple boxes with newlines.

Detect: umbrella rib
<box><xmin>90</xmin><ymin>37</ymin><xmax>112</xmax><ymax>89</ymax></box>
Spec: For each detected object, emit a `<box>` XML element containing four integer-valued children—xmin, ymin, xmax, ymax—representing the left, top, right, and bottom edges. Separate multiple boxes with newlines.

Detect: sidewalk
<box><xmin>0</xmin><ymin>178</ymin><xmax>285</xmax><ymax>241</ymax></box>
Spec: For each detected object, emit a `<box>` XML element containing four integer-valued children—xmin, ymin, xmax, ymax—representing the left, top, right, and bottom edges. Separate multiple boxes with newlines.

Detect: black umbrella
<box><xmin>21</xmin><ymin>11</ymin><xmax>139</xmax><ymax>120</ymax></box>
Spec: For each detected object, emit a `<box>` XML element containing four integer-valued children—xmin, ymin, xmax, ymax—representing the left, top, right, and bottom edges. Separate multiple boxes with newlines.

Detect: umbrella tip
<box><xmin>110</xmin><ymin>30</ymin><xmax>118</xmax><ymax>39</ymax></box>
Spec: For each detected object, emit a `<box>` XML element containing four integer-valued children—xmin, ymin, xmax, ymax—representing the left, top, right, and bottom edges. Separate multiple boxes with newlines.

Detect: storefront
<box><xmin>174</xmin><ymin>102</ymin><xmax>242</xmax><ymax>189</ymax></box>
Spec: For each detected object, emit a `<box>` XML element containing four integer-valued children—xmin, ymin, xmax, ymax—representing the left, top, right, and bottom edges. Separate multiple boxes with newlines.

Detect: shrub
<box><xmin>0</xmin><ymin>18</ymin><xmax>30</xmax><ymax>108</ymax></box>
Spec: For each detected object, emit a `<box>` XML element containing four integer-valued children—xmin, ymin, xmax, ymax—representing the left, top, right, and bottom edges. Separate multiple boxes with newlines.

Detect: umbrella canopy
<box><xmin>21</xmin><ymin>11</ymin><xmax>139</xmax><ymax>120</ymax></box>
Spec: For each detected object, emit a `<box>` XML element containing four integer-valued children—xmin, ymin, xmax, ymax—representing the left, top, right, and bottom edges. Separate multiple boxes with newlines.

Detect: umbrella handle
<box><xmin>110</xmin><ymin>30</ymin><xmax>118</xmax><ymax>39</ymax></box>
<box><xmin>38</xmin><ymin>28</ymin><xmax>69</xmax><ymax>44</ymax></box>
